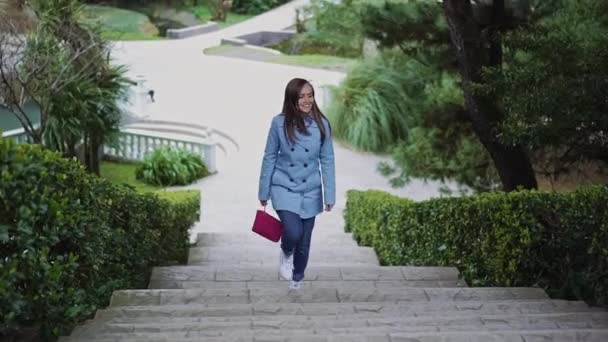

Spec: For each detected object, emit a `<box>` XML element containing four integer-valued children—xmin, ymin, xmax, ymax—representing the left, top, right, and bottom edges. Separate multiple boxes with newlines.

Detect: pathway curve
<box><xmin>109</xmin><ymin>0</ymin><xmax>451</xmax><ymax>242</ymax></box>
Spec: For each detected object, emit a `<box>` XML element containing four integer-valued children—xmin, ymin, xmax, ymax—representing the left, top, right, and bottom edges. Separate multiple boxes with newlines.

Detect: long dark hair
<box><xmin>282</xmin><ymin>78</ymin><xmax>329</xmax><ymax>145</ymax></box>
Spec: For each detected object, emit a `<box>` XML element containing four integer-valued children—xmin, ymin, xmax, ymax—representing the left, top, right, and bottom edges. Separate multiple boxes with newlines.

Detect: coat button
<box><xmin>290</xmin><ymin>178</ymin><xmax>294</xmax><ymax>182</ymax></box>
<box><xmin>290</xmin><ymin>164</ymin><xmax>294</xmax><ymax>167</ymax></box>
<box><xmin>302</xmin><ymin>179</ymin><xmax>307</xmax><ymax>183</ymax></box>
<box><xmin>304</xmin><ymin>163</ymin><xmax>308</xmax><ymax>167</ymax></box>
<box><xmin>305</xmin><ymin>148</ymin><xmax>309</xmax><ymax>152</ymax></box>
<box><xmin>290</xmin><ymin>148</ymin><xmax>295</xmax><ymax>152</ymax></box>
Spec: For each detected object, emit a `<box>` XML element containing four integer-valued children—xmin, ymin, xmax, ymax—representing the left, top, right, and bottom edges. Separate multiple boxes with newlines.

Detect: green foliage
<box><xmin>377</xmin><ymin>71</ymin><xmax>500</xmax><ymax>193</ymax></box>
<box><xmin>328</xmin><ymin>51</ymin><xmax>458</xmax><ymax>153</ymax></box>
<box><xmin>345</xmin><ymin>188</ymin><xmax>608</xmax><ymax>306</ymax></box>
<box><xmin>187</xmin><ymin>5</ymin><xmax>252</xmax><ymax>28</ymax></box>
<box><xmin>82</xmin><ymin>4</ymin><xmax>158</xmax><ymax>34</ymax></box>
<box><xmin>272</xmin><ymin>54</ymin><xmax>356</xmax><ymax>72</ymax></box>
<box><xmin>43</xmin><ymin>62</ymin><xmax>130</xmax><ymax>158</ymax></box>
<box><xmin>382</xmin><ymin>126</ymin><xmax>500</xmax><ymax>194</ymax></box>
<box><xmin>289</xmin><ymin>0</ymin><xmax>365</xmax><ymax>58</ymax></box>
<box><xmin>0</xmin><ymin>139</ymin><xmax>200</xmax><ymax>338</ymax></box>
<box><xmin>204</xmin><ymin>45</ymin><xmax>356</xmax><ymax>72</ymax></box>
<box><xmin>324</xmin><ymin>0</ymin><xmax>493</xmax><ymax>191</ymax></box>
<box><xmin>81</xmin><ymin>4</ymin><xmax>161</xmax><ymax>39</ymax></box>
<box><xmin>2</xmin><ymin>0</ymin><xmax>132</xmax><ymax>174</ymax></box>
<box><xmin>330</xmin><ymin>0</ymin><xmax>607</xmax><ymax>191</ymax></box>
<box><xmin>279</xmin><ymin>31</ymin><xmax>363</xmax><ymax>59</ymax></box>
<box><xmin>136</xmin><ymin>147</ymin><xmax>209</xmax><ymax>186</ymax></box>
<box><xmin>231</xmin><ymin>0</ymin><xmax>289</xmax><ymax>15</ymax></box>
<box><xmin>359</xmin><ymin>0</ymin><xmax>449</xmax><ymax>54</ymax></box>
<box><xmin>482</xmin><ymin>0</ymin><xmax>608</xmax><ymax>170</ymax></box>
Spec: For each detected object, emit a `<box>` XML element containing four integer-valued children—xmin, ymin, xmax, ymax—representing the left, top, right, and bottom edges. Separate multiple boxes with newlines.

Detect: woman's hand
<box><xmin>260</xmin><ymin>200</ymin><xmax>268</xmax><ymax>207</ymax></box>
<box><xmin>325</xmin><ymin>204</ymin><xmax>334</xmax><ymax>212</ymax></box>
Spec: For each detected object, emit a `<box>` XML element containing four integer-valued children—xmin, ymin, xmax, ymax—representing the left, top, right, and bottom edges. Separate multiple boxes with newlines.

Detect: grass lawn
<box><xmin>204</xmin><ymin>45</ymin><xmax>356</xmax><ymax>72</ymax></box>
<box><xmin>187</xmin><ymin>6</ymin><xmax>253</xmax><ymax>29</ymax></box>
<box><xmin>100</xmin><ymin>161</ymin><xmax>161</xmax><ymax>193</ymax></box>
<box><xmin>274</xmin><ymin>54</ymin><xmax>357</xmax><ymax>72</ymax></box>
<box><xmin>82</xmin><ymin>5</ymin><xmax>162</xmax><ymax>41</ymax></box>
<box><xmin>82</xmin><ymin>4</ymin><xmax>253</xmax><ymax>40</ymax></box>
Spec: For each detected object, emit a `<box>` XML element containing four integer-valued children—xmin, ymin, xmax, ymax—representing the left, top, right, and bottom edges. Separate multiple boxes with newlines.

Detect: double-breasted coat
<box><xmin>258</xmin><ymin>113</ymin><xmax>336</xmax><ymax>219</ymax></box>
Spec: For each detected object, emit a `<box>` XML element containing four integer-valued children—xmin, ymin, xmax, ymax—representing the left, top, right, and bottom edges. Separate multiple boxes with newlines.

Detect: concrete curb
<box><xmin>167</xmin><ymin>22</ymin><xmax>220</xmax><ymax>39</ymax></box>
<box><xmin>221</xmin><ymin>30</ymin><xmax>296</xmax><ymax>48</ymax></box>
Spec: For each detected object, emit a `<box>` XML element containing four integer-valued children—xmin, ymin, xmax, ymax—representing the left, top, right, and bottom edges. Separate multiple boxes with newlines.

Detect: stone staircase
<box><xmin>61</xmin><ymin>231</ymin><xmax>608</xmax><ymax>341</ymax></box>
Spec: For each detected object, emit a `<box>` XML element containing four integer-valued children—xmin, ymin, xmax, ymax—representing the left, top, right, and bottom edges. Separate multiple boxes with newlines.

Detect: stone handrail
<box><xmin>104</xmin><ymin>130</ymin><xmax>217</xmax><ymax>173</ymax></box>
<box><xmin>126</xmin><ymin>119</ymin><xmax>239</xmax><ymax>152</ymax></box>
<box><xmin>2</xmin><ymin>127</ymin><xmax>217</xmax><ymax>173</ymax></box>
<box><xmin>2</xmin><ymin>127</ymin><xmax>33</xmax><ymax>144</ymax></box>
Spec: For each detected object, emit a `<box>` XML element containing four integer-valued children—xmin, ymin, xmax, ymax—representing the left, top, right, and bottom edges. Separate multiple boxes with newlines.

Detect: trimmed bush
<box><xmin>136</xmin><ymin>146</ymin><xmax>208</xmax><ymax>186</ymax></box>
<box><xmin>345</xmin><ymin>188</ymin><xmax>608</xmax><ymax>306</ymax></box>
<box><xmin>0</xmin><ymin>139</ymin><xmax>200</xmax><ymax>338</ymax></box>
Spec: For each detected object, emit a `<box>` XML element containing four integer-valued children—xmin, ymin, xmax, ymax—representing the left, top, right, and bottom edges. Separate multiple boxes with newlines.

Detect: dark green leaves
<box><xmin>0</xmin><ymin>224</ymin><xmax>10</xmax><ymax>243</ymax></box>
<box><xmin>135</xmin><ymin>146</ymin><xmax>209</xmax><ymax>186</ymax></box>
<box><xmin>346</xmin><ymin>186</ymin><xmax>608</xmax><ymax>306</ymax></box>
<box><xmin>0</xmin><ymin>140</ymin><xmax>200</xmax><ymax>338</ymax></box>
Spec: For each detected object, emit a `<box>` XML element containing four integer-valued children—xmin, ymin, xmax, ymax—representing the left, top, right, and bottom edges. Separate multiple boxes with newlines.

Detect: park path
<box><xmin>108</xmin><ymin>0</ymin><xmax>450</xmax><ymax>242</ymax></box>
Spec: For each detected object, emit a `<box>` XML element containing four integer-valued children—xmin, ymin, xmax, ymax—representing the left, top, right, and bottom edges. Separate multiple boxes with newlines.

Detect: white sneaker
<box><xmin>289</xmin><ymin>280</ymin><xmax>303</xmax><ymax>290</ymax></box>
<box><xmin>279</xmin><ymin>249</ymin><xmax>293</xmax><ymax>280</ymax></box>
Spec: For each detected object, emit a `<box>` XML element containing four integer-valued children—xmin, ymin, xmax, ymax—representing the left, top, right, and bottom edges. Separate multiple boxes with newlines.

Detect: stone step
<box><xmin>187</xmin><ymin>246</ymin><xmax>379</xmax><ymax>265</ymax></box>
<box><xmin>91</xmin><ymin>305</ymin><xmax>606</xmax><ymax>326</ymax></box>
<box><xmin>59</xmin><ymin>328</ymin><xmax>608</xmax><ymax>342</ymax></box>
<box><xmin>148</xmin><ymin>279</ymin><xmax>466</xmax><ymax>290</ymax></box>
<box><xmin>196</xmin><ymin>232</ymin><xmax>359</xmax><ymax>247</ymax></box>
<box><xmin>94</xmin><ymin>299</ymin><xmax>601</xmax><ymax>320</ymax></box>
<box><xmin>109</xmin><ymin>287</ymin><xmax>549</xmax><ymax>307</ymax></box>
<box><xmin>190</xmin><ymin>261</ymin><xmax>386</xmax><ymax>267</ymax></box>
<box><xmin>150</xmin><ymin>265</ymin><xmax>461</xmax><ymax>282</ymax></box>
<box><xmin>71</xmin><ymin>311</ymin><xmax>608</xmax><ymax>337</ymax></box>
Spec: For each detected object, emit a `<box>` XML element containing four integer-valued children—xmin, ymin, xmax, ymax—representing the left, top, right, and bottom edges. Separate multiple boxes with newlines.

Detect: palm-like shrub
<box><xmin>328</xmin><ymin>51</ymin><xmax>454</xmax><ymax>152</ymax></box>
<box><xmin>136</xmin><ymin>147</ymin><xmax>208</xmax><ymax>186</ymax></box>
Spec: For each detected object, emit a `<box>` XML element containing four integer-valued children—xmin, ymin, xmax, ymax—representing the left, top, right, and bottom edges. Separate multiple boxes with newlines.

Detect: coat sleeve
<box><xmin>320</xmin><ymin>119</ymin><xmax>336</xmax><ymax>205</ymax></box>
<box><xmin>258</xmin><ymin>118</ymin><xmax>279</xmax><ymax>201</ymax></box>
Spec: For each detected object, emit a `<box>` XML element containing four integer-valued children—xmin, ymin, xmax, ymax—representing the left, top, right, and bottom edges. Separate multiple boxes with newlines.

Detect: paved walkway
<box><xmin>109</xmin><ymin>0</ymin><xmax>450</xmax><ymax>243</ymax></box>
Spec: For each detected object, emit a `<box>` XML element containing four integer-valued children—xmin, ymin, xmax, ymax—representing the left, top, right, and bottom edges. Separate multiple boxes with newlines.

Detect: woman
<box><xmin>258</xmin><ymin>78</ymin><xmax>336</xmax><ymax>290</ymax></box>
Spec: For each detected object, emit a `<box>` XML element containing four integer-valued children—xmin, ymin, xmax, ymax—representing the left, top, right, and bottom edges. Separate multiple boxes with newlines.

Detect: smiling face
<box><xmin>297</xmin><ymin>83</ymin><xmax>314</xmax><ymax>114</ymax></box>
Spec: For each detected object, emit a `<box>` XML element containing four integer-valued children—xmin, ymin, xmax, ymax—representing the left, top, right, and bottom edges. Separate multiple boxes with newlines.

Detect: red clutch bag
<box><xmin>252</xmin><ymin>207</ymin><xmax>283</xmax><ymax>242</ymax></box>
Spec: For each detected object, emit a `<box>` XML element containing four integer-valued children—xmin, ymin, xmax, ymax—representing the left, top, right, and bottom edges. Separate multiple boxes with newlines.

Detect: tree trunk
<box><xmin>443</xmin><ymin>0</ymin><xmax>537</xmax><ymax>191</ymax></box>
<box><xmin>85</xmin><ymin>133</ymin><xmax>102</xmax><ymax>176</ymax></box>
<box><xmin>488</xmin><ymin>0</ymin><xmax>504</xmax><ymax>67</ymax></box>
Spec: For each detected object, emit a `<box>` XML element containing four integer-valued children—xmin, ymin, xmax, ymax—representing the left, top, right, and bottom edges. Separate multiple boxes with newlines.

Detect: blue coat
<box><xmin>258</xmin><ymin>113</ymin><xmax>336</xmax><ymax>219</ymax></box>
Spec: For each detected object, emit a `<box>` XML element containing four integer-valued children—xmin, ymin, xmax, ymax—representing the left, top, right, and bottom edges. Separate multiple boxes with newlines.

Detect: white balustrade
<box><xmin>2</xmin><ymin>127</ymin><xmax>32</xmax><ymax>144</ymax></box>
<box><xmin>4</xmin><ymin>128</ymin><xmax>217</xmax><ymax>173</ymax></box>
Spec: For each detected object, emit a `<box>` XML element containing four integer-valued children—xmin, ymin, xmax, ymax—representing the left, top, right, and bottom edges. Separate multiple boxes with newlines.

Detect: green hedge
<box><xmin>345</xmin><ymin>188</ymin><xmax>608</xmax><ymax>306</ymax></box>
<box><xmin>0</xmin><ymin>139</ymin><xmax>200</xmax><ymax>339</ymax></box>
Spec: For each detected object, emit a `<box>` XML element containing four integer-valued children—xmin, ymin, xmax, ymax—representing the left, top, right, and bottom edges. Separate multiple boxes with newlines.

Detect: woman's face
<box><xmin>297</xmin><ymin>84</ymin><xmax>314</xmax><ymax>113</ymax></box>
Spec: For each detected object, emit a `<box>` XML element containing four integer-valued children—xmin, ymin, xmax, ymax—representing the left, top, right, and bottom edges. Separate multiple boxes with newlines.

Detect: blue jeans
<box><xmin>277</xmin><ymin>210</ymin><xmax>316</xmax><ymax>282</ymax></box>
